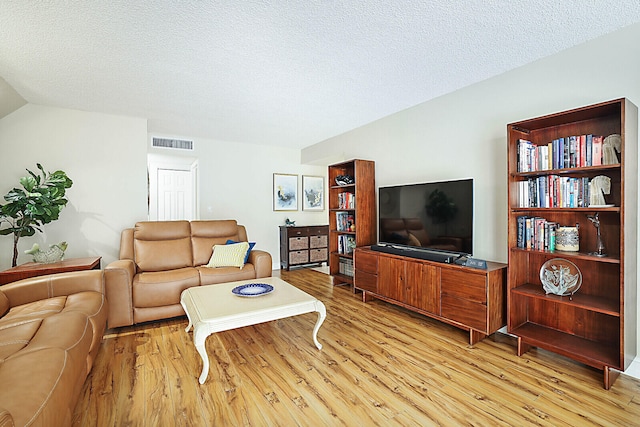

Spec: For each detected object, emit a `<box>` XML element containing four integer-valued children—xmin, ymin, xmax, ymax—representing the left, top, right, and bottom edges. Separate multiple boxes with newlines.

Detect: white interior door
<box><xmin>157</xmin><ymin>168</ymin><xmax>193</xmax><ymax>221</ymax></box>
<box><xmin>148</xmin><ymin>155</ymin><xmax>199</xmax><ymax>221</ymax></box>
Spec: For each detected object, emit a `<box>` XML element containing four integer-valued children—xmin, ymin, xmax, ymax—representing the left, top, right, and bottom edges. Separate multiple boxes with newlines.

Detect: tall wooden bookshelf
<box><xmin>328</xmin><ymin>159</ymin><xmax>376</xmax><ymax>286</ymax></box>
<box><xmin>507</xmin><ymin>98</ymin><xmax>637</xmax><ymax>389</ymax></box>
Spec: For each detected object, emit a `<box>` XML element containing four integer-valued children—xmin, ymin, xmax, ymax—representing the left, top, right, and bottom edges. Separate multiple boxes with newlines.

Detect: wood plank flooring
<box><xmin>73</xmin><ymin>269</ymin><xmax>640</xmax><ymax>426</ymax></box>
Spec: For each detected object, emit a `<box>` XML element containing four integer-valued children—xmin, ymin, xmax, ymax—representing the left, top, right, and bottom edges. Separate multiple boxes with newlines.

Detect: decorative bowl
<box><xmin>539</xmin><ymin>258</ymin><xmax>582</xmax><ymax>296</ymax></box>
<box><xmin>335</xmin><ymin>175</ymin><xmax>354</xmax><ymax>186</ymax></box>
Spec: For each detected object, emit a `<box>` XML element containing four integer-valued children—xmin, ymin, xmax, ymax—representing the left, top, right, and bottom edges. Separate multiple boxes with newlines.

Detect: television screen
<box><xmin>378</xmin><ymin>179</ymin><xmax>473</xmax><ymax>256</ymax></box>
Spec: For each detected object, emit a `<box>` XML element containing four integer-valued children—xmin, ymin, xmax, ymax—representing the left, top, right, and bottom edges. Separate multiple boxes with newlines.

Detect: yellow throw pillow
<box><xmin>206</xmin><ymin>242</ymin><xmax>250</xmax><ymax>268</ymax></box>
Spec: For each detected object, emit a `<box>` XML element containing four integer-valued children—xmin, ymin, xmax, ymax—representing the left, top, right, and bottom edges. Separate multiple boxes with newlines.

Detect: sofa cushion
<box><xmin>133</xmin><ymin>267</ymin><xmax>200</xmax><ymax>308</ymax></box>
<box><xmin>0</xmin><ymin>296</ymin><xmax>67</xmax><ymax>326</ymax></box>
<box><xmin>0</xmin><ymin>292</ymin><xmax>104</xmax><ymax>363</ymax></box>
<box><xmin>0</xmin><ymin>289</ymin><xmax>8</xmax><ymax>317</ymax></box>
<box><xmin>191</xmin><ymin>220</ymin><xmax>242</xmax><ymax>266</ymax></box>
<box><xmin>0</xmin><ymin>347</ymin><xmax>75</xmax><ymax>427</ymax></box>
<box><xmin>0</xmin><ymin>318</ymin><xmax>40</xmax><ymax>360</ymax></box>
<box><xmin>134</xmin><ymin>221</ymin><xmax>193</xmax><ymax>272</ymax></box>
<box><xmin>206</xmin><ymin>242</ymin><xmax>249</xmax><ymax>268</ymax></box>
<box><xmin>197</xmin><ymin>264</ymin><xmax>257</xmax><ymax>285</ymax></box>
<box><xmin>226</xmin><ymin>239</ymin><xmax>256</xmax><ymax>263</ymax></box>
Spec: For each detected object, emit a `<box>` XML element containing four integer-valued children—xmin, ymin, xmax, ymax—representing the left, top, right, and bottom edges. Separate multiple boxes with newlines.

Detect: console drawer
<box><xmin>310</xmin><ymin>235</ymin><xmax>327</xmax><ymax>248</ymax></box>
<box><xmin>441</xmin><ymin>295</ymin><xmax>487</xmax><ymax>332</ymax></box>
<box><xmin>308</xmin><ymin>226</ymin><xmax>329</xmax><ymax>236</ymax></box>
<box><xmin>289</xmin><ymin>237</ymin><xmax>309</xmax><ymax>250</ymax></box>
<box><xmin>310</xmin><ymin>248</ymin><xmax>328</xmax><ymax>262</ymax></box>
<box><xmin>441</xmin><ymin>270</ymin><xmax>486</xmax><ymax>303</ymax></box>
<box><xmin>355</xmin><ymin>270</ymin><xmax>377</xmax><ymax>293</ymax></box>
<box><xmin>289</xmin><ymin>250</ymin><xmax>309</xmax><ymax>264</ymax></box>
<box><xmin>355</xmin><ymin>250</ymin><xmax>378</xmax><ymax>274</ymax></box>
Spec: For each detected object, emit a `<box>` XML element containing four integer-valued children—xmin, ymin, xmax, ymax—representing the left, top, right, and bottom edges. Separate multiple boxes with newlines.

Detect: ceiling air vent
<box><xmin>152</xmin><ymin>137</ymin><xmax>194</xmax><ymax>150</ymax></box>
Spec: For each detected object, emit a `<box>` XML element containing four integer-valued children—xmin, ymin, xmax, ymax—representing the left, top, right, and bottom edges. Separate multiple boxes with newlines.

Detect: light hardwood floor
<box><xmin>73</xmin><ymin>269</ymin><xmax>640</xmax><ymax>426</ymax></box>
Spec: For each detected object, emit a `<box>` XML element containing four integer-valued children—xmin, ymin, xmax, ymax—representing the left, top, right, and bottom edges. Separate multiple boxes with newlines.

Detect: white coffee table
<box><xmin>180</xmin><ymin>276</ymin><xmax>327</xmax><ymax>384</ymax></box>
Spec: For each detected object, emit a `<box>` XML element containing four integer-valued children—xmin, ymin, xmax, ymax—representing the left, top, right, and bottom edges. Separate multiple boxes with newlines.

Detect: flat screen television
<box><xmin>377</xmin><ymin>178</ymin><xmax>473</xmax><ymax>259</ymax></box>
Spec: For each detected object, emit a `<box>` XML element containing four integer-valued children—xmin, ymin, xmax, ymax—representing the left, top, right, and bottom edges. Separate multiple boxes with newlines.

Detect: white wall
<box><xmin>0</xmin><ymin>107</ymin><xmax>328</xmax><ymax>270</ymax></box>
<box><xmin>0</xmin><ymin>104</ymin><xmax>148</xmax><ymax>269</ymax></box>
<box><xmin>302</xmin><ymin>22</ymin><xmax>640</xmax><ymax>377</ymax></box>
<box><xmin>148</xmin><ymin>136</ymin><xmax>327</xmax><ymax>269</ymax></box>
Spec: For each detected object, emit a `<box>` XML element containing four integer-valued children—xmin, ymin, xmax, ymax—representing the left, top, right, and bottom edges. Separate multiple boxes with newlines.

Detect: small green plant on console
<box><xmin>0</xmin><ymin>164</ymin><xmax>73</xmax><ymax>267</ymax></box>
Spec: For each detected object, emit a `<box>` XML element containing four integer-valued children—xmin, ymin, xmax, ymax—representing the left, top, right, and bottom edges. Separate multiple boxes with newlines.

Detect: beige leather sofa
<box><xmin>105</xmin><ymin>220</ymin><xmax>272</xmax><ymax>328</ymax></box>
<box><xmin>0</xmin><ymin>270</ymin><xmax>108</xmax><ymax>427</ymax></box>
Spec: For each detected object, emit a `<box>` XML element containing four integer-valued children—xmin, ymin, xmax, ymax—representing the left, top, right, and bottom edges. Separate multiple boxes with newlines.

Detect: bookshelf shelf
<box><xmin>511</xmin><ymin>323</ymin><xmax>619</xmax><ymax>369</ymax></box>
<box><xmin>509</xmin><ymin>247</ymin><xmax>620</xmax><ymax>264</ymax></box>
<box><xmin>507</xmin><ymin>98</ymin><xmax>637</xmax><ymax>389</ymax></box>
<box><xmin>511</xmin><ymin>283</ymin><xmax>619</xmax><ymax>316</ymax></box>
<box><xmin>512</xmin><ymin>164</ymin><xmax>620</xmax><ymax>178</ymax></box>
<box><xmin>328</xmin><ymin>160</ymin><xmax>376</xmax><ymax>287</ymax></box>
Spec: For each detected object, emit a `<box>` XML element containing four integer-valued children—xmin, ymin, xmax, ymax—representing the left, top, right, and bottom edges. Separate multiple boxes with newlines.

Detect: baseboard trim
<box><xmin>623</xmin><ymin>357</ymin><xmax>640</xmax><ymax>380</ymax></box>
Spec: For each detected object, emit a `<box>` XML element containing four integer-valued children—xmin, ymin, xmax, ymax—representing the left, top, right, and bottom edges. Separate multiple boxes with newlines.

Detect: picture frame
<box><xmin>273</xmin><ymin>173</ymin><xmax>298</xmax><ymax>211</ymax></box>
<box><xmin>302</xmin><ymin>175</ymin><xmax>324</xmax><ymax>211</ymax></box>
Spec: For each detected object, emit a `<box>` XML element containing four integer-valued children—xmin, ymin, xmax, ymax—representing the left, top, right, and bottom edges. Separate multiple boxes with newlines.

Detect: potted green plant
<box><xmin>0</xmin><ymin>164</ymin><xmax>73</xmax><ymax>267</ymax></box>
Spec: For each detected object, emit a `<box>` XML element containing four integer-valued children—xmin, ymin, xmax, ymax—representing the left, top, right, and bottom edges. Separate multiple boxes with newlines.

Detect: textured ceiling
<box><xmin>1</xmin><ymin>1</ymin><xmax>640</xmax><ymax>149</ymax></box>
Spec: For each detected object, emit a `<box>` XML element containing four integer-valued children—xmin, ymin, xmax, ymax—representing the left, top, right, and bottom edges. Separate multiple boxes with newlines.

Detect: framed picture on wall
<box><xmin>302</xmin><ymin>175</ymin><xmax>324</xmax><ymax>211</ymax></box>
<box><xmin>273</xmin><ymin>173</ymin><xmax>298</xmax><ymax>211</ymax></box>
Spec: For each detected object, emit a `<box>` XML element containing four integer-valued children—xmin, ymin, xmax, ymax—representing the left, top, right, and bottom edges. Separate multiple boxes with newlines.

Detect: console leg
<box><xmin>361</xmin><ymin>291</ymin><xmax>375</xmax><ymax>303</ymax></box>
<box><xmin>469</xmin><ymin>330</ymin><xmax>486</xmax><ymax>346</ymax></box>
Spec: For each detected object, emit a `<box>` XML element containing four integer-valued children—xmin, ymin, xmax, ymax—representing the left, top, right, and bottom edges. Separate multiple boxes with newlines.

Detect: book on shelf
<box><xmin>517</xmin><ymin>175</ymin><xmax>591</xmax><ymax>208</ymax></box>
<box><xmin>516</xmin><ymin>215</ymin><xmax>557</xmax><ymax>251</ymax></box>
<box><xmin>338</xmin><ymin>258</ymin><xmax>354</xmax><ymax>277</ymax></box>
<box><xmin>337</xmin><ymin>234</ymin><xmax>356</xmax><ymax>254</ymax></box>
<box><xmin>337</xmin><ymin>192</ymin><xmax>355</xmax><ymax>209</ymax></box>
<box><xmin>335</xmin><ymin>211</ymin><xmax>355</xmax><ymax>231</ymax></box>
<box><xmin>517</xmin><ymin>134</ymin><xmax>604</xmax><ymax>172</ymax></box>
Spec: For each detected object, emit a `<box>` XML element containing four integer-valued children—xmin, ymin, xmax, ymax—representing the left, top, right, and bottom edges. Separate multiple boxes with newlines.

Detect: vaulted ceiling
<box><xmin>1</xmin><ymin>1</ymin><xmax>640</xmax><ymax>148</ymax></box>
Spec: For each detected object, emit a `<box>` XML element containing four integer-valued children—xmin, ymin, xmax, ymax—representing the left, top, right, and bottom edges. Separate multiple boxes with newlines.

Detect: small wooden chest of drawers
<box><xmin>279</xmin><ymin>225</ymin><xmax>329</xmax><ymax>270</ymax></box>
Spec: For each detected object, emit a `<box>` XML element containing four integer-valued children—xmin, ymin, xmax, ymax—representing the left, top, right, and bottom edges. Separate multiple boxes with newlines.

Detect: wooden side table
<box><xmin>0</xmin><ymin>256</ymin><xmax>102</xmax><ymax>285</ymax></box>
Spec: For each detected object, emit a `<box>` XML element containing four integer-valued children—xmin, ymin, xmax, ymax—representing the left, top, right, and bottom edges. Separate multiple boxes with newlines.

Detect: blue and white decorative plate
<box><xmin>232</xmin><ymin>283</ymin><xmax>274</xmax><ymax>297</ymax></box>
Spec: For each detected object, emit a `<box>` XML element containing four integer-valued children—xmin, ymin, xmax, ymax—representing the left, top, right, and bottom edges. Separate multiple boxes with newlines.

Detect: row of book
<box><xmin>337</xmin><ymin>192</ymin><xmax>355</xmax><ymax>209</ymax></box>
<box><xmin>517</xmin><ymin>175</ymin><xmax>591</xmax><ymax>208</ymax></box>
<box><xmin>517</xmin><ymin>135</ymin><xmax>607</xmax><ymax>172</ymax></box>
<box><xmin>335</xmin><ymin>211</ymin><xmax>355</xmax><ymax>231</ymax></box>
<box><xmin>337</xmin><ymin>234</ymin><xmax>356</xmax><ymax>254</ymax></box>
<box><xmin>338</xmin><ymin>258</ymin><xmax>354</xmax><ymax>277</ymax></box>
<box><xmin>516</xmin><ymin>216</ymin><xmax>558</xmax><ymax>251</ymax></box>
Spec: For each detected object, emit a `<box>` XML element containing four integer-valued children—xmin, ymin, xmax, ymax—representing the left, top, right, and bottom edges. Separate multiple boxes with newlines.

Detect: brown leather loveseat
<box><xmin>105</xmin><ymin>220</ymin><xmax>272</xmax><ymax>328</ymax></box>
<box><xmin>0</xmin><ymin>270</ymin><xmax>108</xmax><ymax>427</ymax></box>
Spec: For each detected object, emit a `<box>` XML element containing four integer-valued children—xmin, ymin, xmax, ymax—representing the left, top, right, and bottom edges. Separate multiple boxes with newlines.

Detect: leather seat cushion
<box><xmin>0</xmin><ymin>292</ymin><xmax>106</xmax><ymax>364</ymax></box>
<box><xmin>0</xmin><ymin>319</ymin><xmax>41</xmax><ymax>360</ymax></box>
<box><xmin>0</xmin><ymin>348</ymin><xmax>76</xmax><ymax>427</ymax></box>
<box><xmin>133</xmin><ymin>267</ymin><xmax>200</xmax><ymax>307</ymax></box>
<box><xmin>197</xmin><ymin>264</ymin><xmax>256</xmax><ymax>285</ymax></box>
<box><xmin>23</xmin><ymin>311</ymin><xmax>93</xmax><ymax>368</ymax></box>
<box><xmin>0</xmin><ymin>296</ymin><xmax>67</xmax><ymax>325</ymax></box>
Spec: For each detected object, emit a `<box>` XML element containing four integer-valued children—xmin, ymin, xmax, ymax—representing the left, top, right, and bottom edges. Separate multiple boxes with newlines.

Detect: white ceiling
<box><xmin>1</xmin><ymin>1</ymin><xmax>640</xmax><ymax>149</ymax></box>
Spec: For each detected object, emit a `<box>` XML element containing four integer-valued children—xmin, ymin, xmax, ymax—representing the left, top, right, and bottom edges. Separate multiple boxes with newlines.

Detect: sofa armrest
<box><xmin>1</xmin><ymin>270</ymin><xmax>104</xmax><ymax>308</ymax></box>
<box><xmin>104</xmin><ymin>259</ymin><xmax>136</xmax><ymax>328</ymax></box>
<box><xmin>248</xmin><ymin>249</ymin><xmax>272</xmax><ymax>278</ymax></box>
